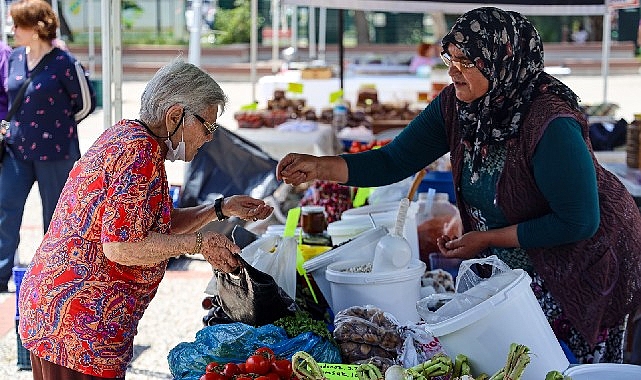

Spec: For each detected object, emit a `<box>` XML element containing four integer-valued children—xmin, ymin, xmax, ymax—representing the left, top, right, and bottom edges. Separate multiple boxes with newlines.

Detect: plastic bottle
<box><xmin>416</xmin><ymin>191</ymin><xmax>461</xmax><ymax>262</ymax></box>
<box><xmin>332</xmin><ymin>101</ymin><xmax>348</xmax><ymax>132</ymax></box>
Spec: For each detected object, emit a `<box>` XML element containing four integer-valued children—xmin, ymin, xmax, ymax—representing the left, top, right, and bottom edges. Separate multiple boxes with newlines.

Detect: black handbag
<box><xmin>215</xmin><ymin>255</ymin><xmax>297</xmax><ymax>326</ymax></box>
<box><xmin>1</xmin><ymin>49</ymin><xmax>56</xmax><ymax>167</ymax></box>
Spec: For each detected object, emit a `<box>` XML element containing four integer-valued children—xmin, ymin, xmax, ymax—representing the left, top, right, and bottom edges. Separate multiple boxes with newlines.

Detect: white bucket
<box><xmin>325</xmin><ymin>259</ymin><xmax>426</xmax><ymax>323</ymax></box>
<box><xmin>564</xmin><ymin>363</ymin><xmax>641</xmax><ymax>379</ymax></box>
<box><xmin>424</xmin><ymin>269</ymin><xmax>569</xmax><ymax>379</ymax></box>
<box><xmin>341</xmin><ymin>201</ymin><xmax>419</xmax><ymax>261</ymax></box>
<box><xmin>326</xmin><ymin>219</ymin><xmax>376</xmax><ymax>246</ymax></box>
<box><xmin>302</xmin><ymin>227</ymin><xmax>387</xmax><ymax>306</ymax></box>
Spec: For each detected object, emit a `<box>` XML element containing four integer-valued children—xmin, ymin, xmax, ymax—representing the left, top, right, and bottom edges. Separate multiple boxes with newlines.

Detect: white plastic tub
<box><xmin>424</xmin><ymin>269</ymin><xmax>569</xmax><ymax>379</ymax></box>
<box><xmin>341</xmin><ymin>201</ymin><xmax>419</xmax><ymax>261</ymax></box>
<box><xmin>564</xmin><ymin>363</ymin><xmax>641</xmax><ymax>379</ymax></box>
<box><xmin>325</xmin><ymin>259</ymin><xmax>426</xmax><ymax>323</ymax></box>
<box><xmin>302</xmin><ymin>227</ymin><xmax>387</xmax><ymax>306</ymax></box>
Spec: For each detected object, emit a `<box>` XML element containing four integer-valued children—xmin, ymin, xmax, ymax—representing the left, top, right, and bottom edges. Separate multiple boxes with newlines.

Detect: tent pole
<box><xmin>251</xmin><ymin>0</ymin><xmax>258</xmax><ymax>103</ymax></box>
<box><xmin>601</xmin><ymin>7</ymin><xmax>610</xmax><ymax>104</ymax></box>
<box><xmin>101</xmin><ymin>0</ymin><xmax>112</xmax><ymax>130</ymax></box>
<box><xmin>338</xmin><ymin>8</ymin><xmax>344</xmax><ymax>91</ymax></box>
<box><xmin>319</xmin><ymin>7</ymin><xmax>327</xmax><ymax>62</ymax></box>
<box><xmin>309</xmin><ymin>7</ymin><xmax>316</xmax><ymax>59</ymax></box>
<box><xmin>189</xmin><ymin>0</ymin><xmax>203</xmax><ymax>67</ymax></box>
<box><xmin>272</xmin><ymin>0</ymin><xmax>280</xmax><ymax>73</ymax></box>
<box><xmin>111</xmin><ymin>0</ymin><xmax>122</xmax><ymax>123</ymax></box>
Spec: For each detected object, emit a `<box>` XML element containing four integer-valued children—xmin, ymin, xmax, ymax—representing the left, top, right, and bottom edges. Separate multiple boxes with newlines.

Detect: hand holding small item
<box><xmin>219</xmin><ymin>195</ymin><xmax>274</xmax><ymax>221</ymax></box>
<box><xmin>436</xmin><ymin>232</ymin><xmax>488</xmax><ymax>260</ymax></box>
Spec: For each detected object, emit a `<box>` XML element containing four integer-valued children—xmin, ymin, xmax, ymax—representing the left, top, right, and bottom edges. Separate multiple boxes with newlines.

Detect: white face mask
<box><xmin>165</xmin><ymin>114</ymin><xmax>186</xmax><ymax>162</ymax></box>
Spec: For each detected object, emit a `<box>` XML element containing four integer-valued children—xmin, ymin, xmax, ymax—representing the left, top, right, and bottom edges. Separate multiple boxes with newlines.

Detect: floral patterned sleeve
<box><xmin>101</xmin><ymin>137</ymin><xmax>168</xmax><ymax>243</ymax></box>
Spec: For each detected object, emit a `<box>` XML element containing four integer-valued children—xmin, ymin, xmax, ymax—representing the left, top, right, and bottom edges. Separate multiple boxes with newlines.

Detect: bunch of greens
<box><xmin>273</xmin><ymin>311</ymin><xmax>335</xmax><ymax>344</ymax></box>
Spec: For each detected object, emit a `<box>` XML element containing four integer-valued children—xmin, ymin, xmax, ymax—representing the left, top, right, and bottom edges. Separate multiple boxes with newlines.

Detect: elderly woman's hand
<box><xmin>200</xmin><ymin>232</ymin><xmax>242</xmax><ymax>272</ymax></box>
<box><xmin>222</xmin><ymin>195</ymin><xmax>273</xmax><ymax>221</ymax></box>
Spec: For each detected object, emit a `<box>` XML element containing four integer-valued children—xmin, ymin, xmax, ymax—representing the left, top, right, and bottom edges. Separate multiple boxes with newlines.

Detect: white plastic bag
<box><xmin>241</xmin><ymin>235</ymin><xmax>298</xmax><ymax>299</ymax></box>
<box><xmin>417</xmin><ymin>255</ymin><xmax>518</xmax><ymax>323</ymax></box>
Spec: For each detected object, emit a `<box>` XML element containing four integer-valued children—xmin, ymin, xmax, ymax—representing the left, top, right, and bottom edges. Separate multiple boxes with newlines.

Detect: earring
<box><xmin>32</xmin><ymin>34</ymin><xmax>39</xmax><ymax>41</ymax></box>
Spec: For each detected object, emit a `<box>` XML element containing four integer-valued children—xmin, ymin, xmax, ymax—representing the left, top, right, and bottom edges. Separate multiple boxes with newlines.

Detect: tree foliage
<box><xmin>213</xmin><ymin>0</ymin><xmax>259</xmax><ymax>44</ymax></box>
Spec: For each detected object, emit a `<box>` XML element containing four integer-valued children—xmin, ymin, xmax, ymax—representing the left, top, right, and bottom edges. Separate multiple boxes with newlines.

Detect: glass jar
<box><xmin>301</xmin><ymin>205</ymin><xmax>327</xmax><ymax>235</ymax></box>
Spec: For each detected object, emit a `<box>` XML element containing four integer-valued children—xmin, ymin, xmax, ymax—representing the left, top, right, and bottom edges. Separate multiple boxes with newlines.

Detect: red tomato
<box><xmin>206</xmin><ymin>362</ymin><xmax>220</xmax><ymax>373</ymax></box>
<box><xmin>256</xmin><ymin>373</ymin><xmax>279</xmax><ymax>380</ymax></box>
<box><xmin>237</xmin><ymin>363</ymin><xmax>247</xmax><ymax>374</ymax></box>
<box><xmin>254</xmin><ymin>347</ymin><xmax>276</xmax><ymax>363</ymax></box>
<box><xmin>271</xmin><ymin>359</ymin><xmax>293</xmax><ymax>380</ymax></box>
<box><xmin>200</xmin><ymin>372</ymin><xmax>227</xmax><ymax>380</ymax></box>
<box><xmin>246</xmin><ymin>354</ymin><xmax>271</xmax><ymax>375</ymax></box>
<box><xmin>235</xmin><ymin>375</ymin><xmax>253</xmax><ymax>380</ymax></box>
<box><xmin>222</xmin><ymin>363</ymin><xmax>241</xmax><ymax>378</ymax></box>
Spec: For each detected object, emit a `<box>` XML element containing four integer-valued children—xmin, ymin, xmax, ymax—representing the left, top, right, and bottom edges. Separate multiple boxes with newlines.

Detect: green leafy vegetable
<box><xmin>273</xmin><ymin>311</ymin><xmax>335</xmax><ymax>344</ymax></box>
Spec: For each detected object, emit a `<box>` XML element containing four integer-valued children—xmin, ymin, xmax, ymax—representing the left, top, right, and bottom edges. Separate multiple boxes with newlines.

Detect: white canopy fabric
<box><xmin>280</xmin><ymin>0</ymin><xmax>607</xmax><ymax>15</ymax></box>
<box><xmin>271</xmin><ymin>0</ymin><xmax>612</xmax><ymax>102</ymax></box>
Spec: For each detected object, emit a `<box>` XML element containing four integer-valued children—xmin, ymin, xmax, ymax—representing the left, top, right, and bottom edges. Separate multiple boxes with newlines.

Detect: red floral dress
<box><xmin>18</xmin><ymin>120</ymin><xmax>172</xmax><ymax>378</ymax></box>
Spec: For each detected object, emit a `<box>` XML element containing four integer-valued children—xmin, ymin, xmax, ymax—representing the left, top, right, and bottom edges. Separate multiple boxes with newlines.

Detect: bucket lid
<box><xmin>302</xmin><ymin>227</ymin><xmax>388</xmax><ymax>272</ymax></box>
<box><xmin>564</xmin><ymin>363</ymin><xmax>641</xmax><ymax>378</ymax></box>
<box><xmin>425</xmin><ymin>269</ymin><xmax>529</xmax><ymax>336</ymax></box>
<box><xmin>325</xmin><ymin>259</ymin><xmax>426</xmax><ymax>284</ymax></box>
<box><xmin>327</xmin><ymin>218</ymin><xmax>377</xmax><ymax>235</ymax></box>
<box><xmin>341</xmin><ymin>201</ymin><xmax>402</xmax><ymax>218</ymax></box>
<box><xmin>301</xmin><ymin>205</ymin><xmax>325</xmax><ymax>214</ymax></box>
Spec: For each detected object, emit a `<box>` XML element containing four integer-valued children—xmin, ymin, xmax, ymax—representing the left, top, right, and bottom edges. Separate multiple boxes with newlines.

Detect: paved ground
<box><xmin>0</xmin><ymin>73</ymin><xmax>640</xmax><ymax>378</ymax></box>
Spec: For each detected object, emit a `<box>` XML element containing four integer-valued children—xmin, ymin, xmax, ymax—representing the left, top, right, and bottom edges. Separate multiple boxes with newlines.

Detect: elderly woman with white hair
<box><xmin>17</xmin><ymin>58</ymin><xmax>273</xmax><ymax>380</ymax></box>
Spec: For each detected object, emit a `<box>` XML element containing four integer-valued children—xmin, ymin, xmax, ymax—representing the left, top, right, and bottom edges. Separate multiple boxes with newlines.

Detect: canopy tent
<box><xmin>279</xmin><ymin>0</ymin><xmax>607</xmax><ymax>15</ymax></box>
<box><xmin>267</xmin><ymin>0</ymin><xmax>613</xmax><ymax>102</ymax></box>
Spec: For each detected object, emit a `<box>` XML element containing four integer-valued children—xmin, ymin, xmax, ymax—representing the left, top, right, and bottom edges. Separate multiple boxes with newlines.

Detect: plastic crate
<box><xmin>15</xmin><ymin>319</ymin><xmax>31</xmax><ymax>370</ymax></box>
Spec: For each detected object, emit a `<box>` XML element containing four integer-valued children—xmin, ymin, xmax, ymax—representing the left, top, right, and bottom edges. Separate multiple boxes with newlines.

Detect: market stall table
<box><xmin>595</xmin><ymin>151</ymin><xmax>641</xmax><ymax>207</ymax></box>
<box><xmin>257</xmin><ymin>70</ymin><xmax>436</xmax><ymax>112</ymax></box>
<box><xmin>233</xmin><ymin>123</ymin><xmax>340</xmax><ymax>160</ymax></box>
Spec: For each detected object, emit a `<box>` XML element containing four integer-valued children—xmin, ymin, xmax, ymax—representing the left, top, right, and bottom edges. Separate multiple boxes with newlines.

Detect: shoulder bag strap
<box><xmin>4</xmin><ymin>48</ymin><xmax>58</xmax><ymax>123</ymax></box>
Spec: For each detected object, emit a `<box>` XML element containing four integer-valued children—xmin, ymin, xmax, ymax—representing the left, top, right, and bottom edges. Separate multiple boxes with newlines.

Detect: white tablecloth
<box><xmin>234</xmin><ymin>123</ymin><xmax>340</xmax><ymax>160</ymax></box>
<box><xmin>257</xmin><ymin>71</ymin><xmax>435</xmax><ymax>111</ymax></box>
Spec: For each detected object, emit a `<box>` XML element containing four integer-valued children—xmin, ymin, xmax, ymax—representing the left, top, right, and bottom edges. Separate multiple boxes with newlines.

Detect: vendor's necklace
<box><xmin>135</xmin><ymin>119</ymin><xmax>166</xmax><ymax>139</ymax></box>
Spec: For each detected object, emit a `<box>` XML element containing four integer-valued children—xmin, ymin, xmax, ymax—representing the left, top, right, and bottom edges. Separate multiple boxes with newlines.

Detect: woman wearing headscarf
<box><xmin>276</xmin><ymin>7</ymin><xmax>641</xmax><ymax>363</ymax></box>
<box><xmin>18</xmin><ymin>58</ymin><xmax>273</xmax><ymax>379</ymax></box>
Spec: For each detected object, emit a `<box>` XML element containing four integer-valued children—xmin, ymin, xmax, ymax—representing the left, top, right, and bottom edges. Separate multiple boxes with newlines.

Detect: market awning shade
<box><xmin>280</xmin><ymin>0</ymin><xmax>607</xmax><ymax>15</ymax></box>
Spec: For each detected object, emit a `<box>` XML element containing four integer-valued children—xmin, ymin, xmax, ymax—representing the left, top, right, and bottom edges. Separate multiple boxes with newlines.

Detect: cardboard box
<box><xmin>301</xmin><ymin>67</ymin><xmax>332</xmax><ymax>79</ymax></box>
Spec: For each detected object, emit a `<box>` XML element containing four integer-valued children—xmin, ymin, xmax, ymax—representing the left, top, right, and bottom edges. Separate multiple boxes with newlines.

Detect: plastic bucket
<box><xmin>341</xmin><ymin>201</ymin><xmax>419</xmax><ymax>261</ymax></box>
<box><xmin>424</xmin><ymin>269</ymin><xmax>569</xmax><ymax>379</ymax></box>
<box><xmin>563</xmin><ymin>363</ymin><xmax>641</xmax><ymax>379</ymax></box>
<box><xmin>303</xmin><ymin>227</ymin><xmax>387</xmax><ymax>306</ymax></box>
<box><xmin>418</xmin><ymin>171</ymin><xmax>456</xmax><ymax>203</ymax></box>
<box><xmin>325</xmin><ymin>259</ymin><xmax>426</xmax><ymax>323</ymax></box>
<box><xmin>428</xmin><ymin>252</ymin><xmax>462</xmax><ymax>280</ymax></box>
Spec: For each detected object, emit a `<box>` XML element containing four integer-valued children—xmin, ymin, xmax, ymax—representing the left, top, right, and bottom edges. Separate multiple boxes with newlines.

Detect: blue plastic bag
<box><xmin>168</xmin><ymin>322</ymin><xmax>341</xmax><ymax>380</ymax></box>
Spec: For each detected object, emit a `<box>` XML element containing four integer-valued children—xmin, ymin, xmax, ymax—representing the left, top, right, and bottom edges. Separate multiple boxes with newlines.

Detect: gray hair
<box><xmin>139</xmin><ymin>58</ymin><xmax>228</xmax><ymax>125</ymax></box>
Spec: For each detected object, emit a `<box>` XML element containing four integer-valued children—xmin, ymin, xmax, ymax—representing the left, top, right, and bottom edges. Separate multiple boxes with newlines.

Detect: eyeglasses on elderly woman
<box><xmin>440</xmin><ymin>51</ymin><xmax>476</xmax><ymax>71</ymax></box>
<box><xmin>191</xmin><ymin>112</ymin><xmax>221</xmax><ymax>135</ymax></box>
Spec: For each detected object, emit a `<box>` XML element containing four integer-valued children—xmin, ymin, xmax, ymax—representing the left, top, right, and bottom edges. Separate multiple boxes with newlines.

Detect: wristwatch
<box><xmin>214</xmin><ymin>197</ymin><xmax>229</xmax><ymax>220</ymax></box>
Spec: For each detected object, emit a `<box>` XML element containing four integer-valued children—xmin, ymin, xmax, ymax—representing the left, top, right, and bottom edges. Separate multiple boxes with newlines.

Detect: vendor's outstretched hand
<box><xmin>201</xmin><ymin>232</ymin><xmax>241</xmax><ymax>272</ymax></box>
<box><xmin>276</xmin><ymin>153</ymin><xmax>320</xmax><ymax>186</ymax></box>
<box><xmin>222</xmin><ymin>195</ymin><xmax>273</xmax><ymax>221</ymax></box>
